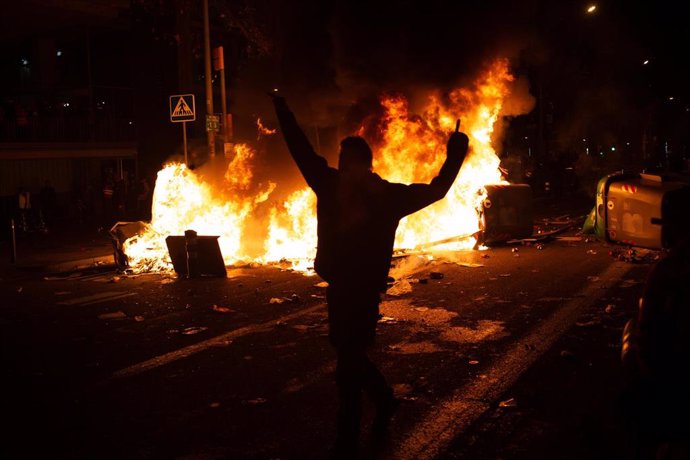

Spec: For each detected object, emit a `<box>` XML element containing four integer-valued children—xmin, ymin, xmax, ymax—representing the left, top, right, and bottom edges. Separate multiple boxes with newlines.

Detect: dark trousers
<box><xmin>335</xmin><ymin>345</ymin><xmax>393</xmax><ymax>441</ymax></box>
<box><xmin>327</xmin><ymin>285</ymin><xmax>393</xmax><ymax>441</ymax></box>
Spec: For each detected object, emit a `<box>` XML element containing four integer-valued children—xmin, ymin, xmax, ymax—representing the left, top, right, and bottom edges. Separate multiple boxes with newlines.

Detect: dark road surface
<box><xmin>1</xmin><ymin>219</ymin><xmax>654</xmax><ymax>460</ymax></box>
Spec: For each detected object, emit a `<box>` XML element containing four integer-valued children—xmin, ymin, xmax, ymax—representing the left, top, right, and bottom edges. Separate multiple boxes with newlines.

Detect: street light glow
<box><xmin>587</xmin><ymin>4</ymin><xmax>597</xmax><ymax>13</ymax></box>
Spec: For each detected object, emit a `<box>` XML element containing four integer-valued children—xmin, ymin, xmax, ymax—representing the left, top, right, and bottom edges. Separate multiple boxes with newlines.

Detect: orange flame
<box><xmin>257</xmin><ymin>117</ymin><xmax>277</xmax><ymax>137</ymax></box>
<box><xmin>123</xmin><ymin>58</ymin><xmax>516</xmax><ymax>273</ymax></box>
<box><xmin>122</xmin><ymin>144</ymin><xmax>274</xmax><ymax>272</ymax></box>
<box><xmin>261</xmin><ymin>188</ymin><xmax>317</xmax><ymax>271</ymax></box>
<box><xmin>374</xmin><ymin>58</ymin><xmax>513</xmax><ymax>250</ymax></box>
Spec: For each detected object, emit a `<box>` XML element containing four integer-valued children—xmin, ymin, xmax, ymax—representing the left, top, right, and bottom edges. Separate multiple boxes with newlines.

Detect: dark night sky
<box><xmin>2</xmin><ymin>0</ymin><xmax>687</xmax><ymax>95</ymax></box>
<box><xmin>1</xmin><ymin>0</ymin><xmax>688</xmax><ymax>166</ymax></box>
<box><xmin>224</xmin><ymin>0</ymin><xmax>690</xmax><ymax>143</ymax></box>
<box><xmin>2</xmin><ymin>0</ymin><xmax>687</xmax><ymax>105</ymax></box>
<box><xmin>235</xmin><ymin>0</ymin><xmax>537</xmax><ymax>119</ymax></box>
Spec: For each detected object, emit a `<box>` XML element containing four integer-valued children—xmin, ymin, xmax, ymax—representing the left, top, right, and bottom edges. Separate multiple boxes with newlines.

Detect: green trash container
<box><xmin>592</xmin><ymin>172</ymin><xmax>690</xmax><ymax>249</ymax></box>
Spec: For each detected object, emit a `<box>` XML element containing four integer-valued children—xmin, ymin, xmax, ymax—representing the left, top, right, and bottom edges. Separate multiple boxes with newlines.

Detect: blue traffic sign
<box><xmin>170</xmin><ymin>94</ymin><xmax>195</xmax><ymax>122</ymax></box>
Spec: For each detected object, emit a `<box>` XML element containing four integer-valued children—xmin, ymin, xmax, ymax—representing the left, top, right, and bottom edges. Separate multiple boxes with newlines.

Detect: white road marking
<box><xmin>393</xmin><ymin>261</ymin><xmax>633</xmax><ymax>460</ymax></box>
<box><xmin>110</xmin><ymin>303</ymin><xmax>325</xmax><ymax>380</ymax></box>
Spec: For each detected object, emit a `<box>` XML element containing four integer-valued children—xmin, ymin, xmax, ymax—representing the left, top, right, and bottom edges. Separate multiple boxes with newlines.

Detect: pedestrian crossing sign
<box><xmin>169</xmin><ymin>94</ymin><xmax>195</xmax><ymax>122</ymax></box>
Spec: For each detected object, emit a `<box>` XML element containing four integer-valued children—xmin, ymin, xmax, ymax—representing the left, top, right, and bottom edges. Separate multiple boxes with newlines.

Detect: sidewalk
<box><xmin>0</xmin><ymin>224</ymin><xmax>115</xmax><ymax>278</ymax></box>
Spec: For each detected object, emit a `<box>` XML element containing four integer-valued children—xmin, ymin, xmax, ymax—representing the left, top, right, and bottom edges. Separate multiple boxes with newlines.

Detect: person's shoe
<box><xmin>371</xmin><ymin>396</ymin><xmax>401</xmax><ymax>438</ymax></box>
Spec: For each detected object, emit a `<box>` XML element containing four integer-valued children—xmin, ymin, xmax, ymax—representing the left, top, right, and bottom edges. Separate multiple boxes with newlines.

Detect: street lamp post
<box><xmin>203</xmin><ymin>0</ymin><xmax>215</xmax><ymax>158</ymax></box>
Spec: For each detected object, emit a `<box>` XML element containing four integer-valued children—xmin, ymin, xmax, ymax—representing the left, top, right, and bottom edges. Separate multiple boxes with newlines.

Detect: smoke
<box><xmin>225</xmin><ymin>0</ymin><xmax>539</xmax><ymax>195</ymax></box>
<box><xmin>325</xmin><ymin>0</ymin><xmax>535</xmax><ymax>111</ymax></box>
<box><xmin>229</xmin><ymin>0</ymin><xmax>536</xmax><ymax>125</ymax></box>
<box><xmin>493</xmin><ymin>74</ymin><xmax>536</xmax><ymax>148</ymax></box>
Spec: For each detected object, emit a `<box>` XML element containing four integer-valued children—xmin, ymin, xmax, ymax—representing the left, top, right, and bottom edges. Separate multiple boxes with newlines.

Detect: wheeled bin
<box><xmin>595</xmin><ymin>173</ymin><xmax>690</xmax><ymax>249</ymax></box>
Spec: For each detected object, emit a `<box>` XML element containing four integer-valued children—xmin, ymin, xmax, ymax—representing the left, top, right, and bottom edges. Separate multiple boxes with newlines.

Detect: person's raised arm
<box><xmin>393</xmin><ymin>127</ymin><xmax>469</xmax><ymax>217</ymax></box>
<box><xmin>271</xmin><ymin>94</ymin><xmax>331</xmax><ymax>192</ymax></box>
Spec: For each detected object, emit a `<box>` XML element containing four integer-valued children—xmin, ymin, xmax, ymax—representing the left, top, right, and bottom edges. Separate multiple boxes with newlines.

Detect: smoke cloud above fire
<box><xmin>232</xmin><ymin>0</ymin><xmax>537</xmax><ymax>134</ymax></box>
<box><xmin>329</xmin><ymin>0</ymin><xmax>535</xmax><ymax>97</ymax></box>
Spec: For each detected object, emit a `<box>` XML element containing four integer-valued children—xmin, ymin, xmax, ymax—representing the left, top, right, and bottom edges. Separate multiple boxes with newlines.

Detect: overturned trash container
<box><xmin>110</xmin><ymin>221</ymin><xmax>147</xmax><ymax>270</ymax></box>
<box><xmin>480</xmin><ymin>184</ymin><xmax>534</xmax><ymax>245</ymax></box>
<box><xmin>165</xmin><ymin>230</ymin><xmax>226</xmax><ymax>278</ymax></box>
<box><xmin>592</xmin><ymin>172</ymin><xmax>690</xmax><ymax>249</ymax></box>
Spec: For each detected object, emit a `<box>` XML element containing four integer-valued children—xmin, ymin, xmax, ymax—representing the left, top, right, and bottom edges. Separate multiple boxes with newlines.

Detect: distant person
<box><xmin>17</xmin><ymin>185</ymin><xmax>32</xmax><ymax>231</ymax></box>
<box><xmin>627</xmin><ymin>194</ymin><xmax>690</xmax><ymax>459</ymax></box>
<box><xmin>272</xmin><ymin>94</ymin><xmax>469</xmax><ymax>458</ymax></box>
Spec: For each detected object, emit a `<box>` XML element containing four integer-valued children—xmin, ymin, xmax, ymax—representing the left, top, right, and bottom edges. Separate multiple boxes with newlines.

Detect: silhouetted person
<box><xmin>630</xmin><ymin>194</ymin><xmax>690</xmax><ymax>459</ymax></box>
<box><xmin>272</xmin><ymin>94</ymin><xmax>469</xmax><ymax>457</ymax></box>
<box><xmin>16</xmin><ymin>185</ymin><xmax>32</xmax><ymax>232</ymax></box>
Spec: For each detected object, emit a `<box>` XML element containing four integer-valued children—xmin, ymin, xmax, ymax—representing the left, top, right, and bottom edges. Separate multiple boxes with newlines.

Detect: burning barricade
<box><xmin>118</xmin><ymin>58</ymin><xmax>537</xmax><ymax>275</ymax></box>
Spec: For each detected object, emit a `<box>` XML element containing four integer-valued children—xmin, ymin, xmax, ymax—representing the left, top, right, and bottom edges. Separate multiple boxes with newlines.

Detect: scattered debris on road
<box><xmin>181</xmin><ymin>326</ymin><xmax>208</xmax><ymax>335</ymax></box>
<box><xmin>98</xmin><ymin>311</ymin><xmax>127</xmax><ymax>320</ymax></box>
<box><xmin>608</xmin><ymin>247</ymin><xmax>661</xmax><ymax>264</ymax></box>
<box><xmin>498</xmin><ymin>397</ymin><xmax>517</xmax><ymax>408</ymax></box>
<box><xmin>387</xmin><ymin>279</ymin><xmax>413</xmax><ymax>296</ymax></box>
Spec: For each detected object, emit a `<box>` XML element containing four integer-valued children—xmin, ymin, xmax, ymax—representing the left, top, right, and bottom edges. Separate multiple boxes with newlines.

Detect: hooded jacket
<box><xmin>273</xmin><ymin>97</ymin><xmax>467</xmax><ymax>292</ymax></box>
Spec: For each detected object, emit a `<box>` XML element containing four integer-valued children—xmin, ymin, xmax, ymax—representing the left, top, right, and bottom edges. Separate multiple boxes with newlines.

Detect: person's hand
<box><xmin>269</xmin><ymin>94</ymin><xmax>288</xmax><ymax>113</ymax></box>
<box><xmin>447</xmin><ymin>131</ymin><xmax>469</xmax><ymax>155</ymax></box>
<box><xmin>267</xmin><ymin>89</ymin><xmax>286</xmax><ymax>105</ymax></box>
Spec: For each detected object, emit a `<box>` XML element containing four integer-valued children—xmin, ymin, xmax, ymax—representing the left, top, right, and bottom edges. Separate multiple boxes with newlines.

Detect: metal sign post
<box><xmin>170</xmin><ymin>94</ymin><xmax>196</xmax><ymax>166</ymax></box>
<box><xmin>182</xmin><ymin>122</ymin><xmax>188</xmax><ymax>165</ymax></box>
<box><xmin>202</xmin><ymin>0</ymin><xmax>215</xmax><ymax>158</ymax></box>
<box><xmin>213</xmin><ymin>46</ymin><xmax>228</xmax><ymax>144</ymax></box>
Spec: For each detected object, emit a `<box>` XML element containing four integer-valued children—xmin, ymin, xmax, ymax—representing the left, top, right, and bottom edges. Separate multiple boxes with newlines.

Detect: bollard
<box><xmin>184</xmin><ymin>229</ymin><xmax>199</xmax><ymax>278</ymax></box>
<box><xmin>10</xmin><ymin>218</ymin><xmax>17</xmax><ymax>264</ymax></box>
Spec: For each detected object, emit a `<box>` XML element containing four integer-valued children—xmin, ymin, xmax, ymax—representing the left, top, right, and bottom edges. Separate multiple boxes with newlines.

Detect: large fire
<box><xmin>123</xmin><ymin>58</ymin><xmax>514</xmax><ymax>273</ymax></box>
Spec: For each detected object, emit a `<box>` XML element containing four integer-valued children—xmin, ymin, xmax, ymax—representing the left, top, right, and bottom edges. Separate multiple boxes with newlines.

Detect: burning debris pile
<box><xmin>122</xmin><ymin>58</ymin><xmax>529</xmax><ymax>274</ymax></box>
